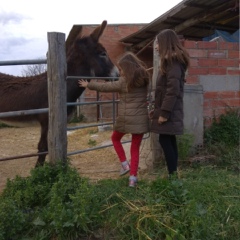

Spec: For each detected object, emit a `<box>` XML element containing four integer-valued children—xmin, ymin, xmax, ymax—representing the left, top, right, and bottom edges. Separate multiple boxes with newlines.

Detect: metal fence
<box><xmin>0</xmin><ymin>51</ymin><xmax>149</xmax><ymax>162</ymax></box>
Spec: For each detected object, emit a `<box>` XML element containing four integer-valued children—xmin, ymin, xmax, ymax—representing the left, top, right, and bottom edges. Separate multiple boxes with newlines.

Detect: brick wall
<box><xmin>79</xmin><ymin>24</ymin><xmax>146</xmax><ymax>122</ymax></box>
<box><xmin>81</xmin><ymin>23</ymin><xmax>146</xmax><ymax>65</ymax></box>
<box><xmin>183</xmin><ymin>40</ymin><xmax>240</xmax><ymax>127</ymax></box>
<box><xmin>79</xmin><ymin>24</ymin><xmax>240</xmax><ymax>128</ymax></box>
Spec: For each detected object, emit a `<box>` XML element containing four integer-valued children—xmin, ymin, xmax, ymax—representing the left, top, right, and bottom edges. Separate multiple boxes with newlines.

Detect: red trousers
<box><xmin>111</xmin><ymin>130</ymin><xmax>144</xmax><ymax>176</ymax></box>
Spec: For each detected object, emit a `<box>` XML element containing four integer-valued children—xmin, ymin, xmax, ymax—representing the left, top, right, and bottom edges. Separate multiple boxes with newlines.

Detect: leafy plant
<box><xmin>88</xmin><ymin>138</ymin><xmax>97</xmax><ymax>146</ymax></box>
<box><xmin>0</xmin><ymin>165</ymin><xmax>239</xmax><ymax>239</ymax></box>
<box><xmin>0</xmin><ymin>122</ymin><xmax>12</xmax><ymax>128</ymax></box>
<box><xmin>177</xmin><ymin>132</ymin><xmax>194</xmax><ymax>161</ymax></box>
<box><xmin>88</xmin><ymin>128</ymin><xmax>98</xmax><ymax>134</ymax></box>
<box><xmin>0</xmin><ymin>162</ymin><xmax>102</xmax><ymax>240</ymax></box>
<box><xmin>69</xmin><ymin>111</ymin><xmax>86</xmax><ymax>123</ymax></box>
<box><xmin>204</xmin><ymin>108</ymin><xmax>240</xmax><ymax>147</ymax></box>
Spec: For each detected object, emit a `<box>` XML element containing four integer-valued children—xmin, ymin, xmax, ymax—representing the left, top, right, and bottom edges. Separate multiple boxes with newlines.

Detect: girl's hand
<box><xmin>158</xmin><ymin>116</ymin><xmax>167</xmax><ymax>124</ymax></box>
<box><xmin>78</xmin><ymin>79</ymin><xmax>88</xmax><ymax>88</ymax></box>
<box><xmin>148</xmin><ymin>110</ymin><xmax>154</xmax><ymax>119</ymax></box>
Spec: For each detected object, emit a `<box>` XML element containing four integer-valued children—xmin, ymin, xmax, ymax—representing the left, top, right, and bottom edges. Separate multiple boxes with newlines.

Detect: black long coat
<box><xmin>150</xmin><ymin>61</ymin><xmax>186</xmax><ymax>135</ymax></box>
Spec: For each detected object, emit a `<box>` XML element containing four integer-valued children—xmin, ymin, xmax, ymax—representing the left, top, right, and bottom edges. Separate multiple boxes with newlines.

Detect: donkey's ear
<box><xmin>90</xmin><ymin>20</ymin><xmax>107</xmax><ymax>42</ymax></box>
<box><xmin>66</xmin><ymin>25</ymin><xmax>83</xmax><ymax>54</ymax></box>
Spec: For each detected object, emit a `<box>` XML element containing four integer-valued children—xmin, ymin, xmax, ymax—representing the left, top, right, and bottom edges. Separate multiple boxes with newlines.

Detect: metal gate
<box><xmin>0</xmin><ymin>33</ymin><xmax>149</xmax><ymax>163</ymax></box>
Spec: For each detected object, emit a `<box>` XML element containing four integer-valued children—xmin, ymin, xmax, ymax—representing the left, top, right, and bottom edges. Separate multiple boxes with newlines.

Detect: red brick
<box><xmin>190</xmin><ymin>58</ymin><xmax>198</xmax><ymax>67</ymax></box>
<box><xmin>225</xmin><ymin>99</ymin><xmax>240</xmax><ymax>107</ymax></box>
<box><xmin>204</xmin><ymin>92</ymin><xmax>219</xmax><ymax>99</ymax></box>
<box><xmin>235</xmin><ymin>91</ymin><xmax>240</xmax><ymax>98</ymax></box>
<box><xmin>204</xmin><ymin>107</ymin><xmax>227</xmax><ymax>119</ymax></box>
<box><xmin>228</xmin><ymin>50</ymin><xmax>239</xmax><ymax>59</ymax></box>
<box><xmin>203</xmin><ymin>108</ymin><xmax>214</xmax><ymax>117</ymax></box>
<box><xmin>218</xmin><ymin>59</ymin><xmax>238</xmax><ymax>67</ymax></box>
<box><xmin>232</xmin><ymin>43</ymin><xmax>239</xmax><ymax>50</ymax></box>
<box><xmin>210</xmin><ymin>99</ymin><xmax>229</xmax><ymax>108</ymax></box>
<box><xmin>203</xmin><ymin>100</ymin><xmax>211</xmax><ymax>108</ymax></box>
<box><xmin>203</xmin><ymin>117</ymin><xmax>212</xmax><ymax>128</ymax></box>
<box><xmin>208</xmin><ymin>68</ymin><xmax>227</xmax><ymax>75</ymax></box>
<box><xmin>198</xmin><ymin>59</ymin><xmax>218</xmax><ymax>66</ymax></box>
<box><xmin>185</xmin><ymin>75</ymin><xmax>199</xmax><ymax>84</ymax></box>
<box><xmin>214</xmin><ymin>108</ymin><xmax>229</xmax><ymax>117</ymax></box>
<box><xmin>198</xmin><ymin>41</ymin><xmax>218</xmax><ymax>49</ymax></box>
<box><xmin>227</xmin><ymin>69</ymin><xmax>240</xmax><ymax>75</ymax></box>
<box><xmin>188</xmin><ymin>49</ymin><xmax>208</xmax><ymax>58</ymax></box>
<box><xmin>219</xmin><ymin>42</ymin><xmax>235</xmax><ymax>50</ymax></box>
<box><xmin>219</xmin><ymin>91</ymin><xmax>236</xmax><ymax>98</ymax></box>
<box><xmin>183</xmin><ymin>40</ymin><xmax>197</xmax><ymax>48</ymax></box>
<box><xmin>208</xmin><ymin>50</ymin><xmax>227</xmax><ymax>58</ymax></box>
<box><xmin>188</xmin><ymin>67</ymin><xmax>209</xmax><ymax>75</ymax></box>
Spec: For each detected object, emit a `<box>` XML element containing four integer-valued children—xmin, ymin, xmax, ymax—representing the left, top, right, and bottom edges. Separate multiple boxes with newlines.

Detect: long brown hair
<box><xmin>156</xmin><ymin>29</ymin><xmax>190</xmax><ymax>74</ymax></box>
<box><xmin>117</xmin><ymin>52</ymin><xmax>149</xmax><ymax>92</ymax></box>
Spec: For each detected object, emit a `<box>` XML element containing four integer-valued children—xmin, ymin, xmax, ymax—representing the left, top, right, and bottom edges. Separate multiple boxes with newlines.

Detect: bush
<box><xmin>0</xmin><ymin>162</ymin><xmax>102</xmax><ymax>240</ymax></box>
<box><xmin>0</xmin><ymin>122</ymin><xmax>12</xmax><ymax>128</ymax></box>
<box><xmin>204</xmin><ymin>108</ymin><xmax>240</xmax><ymax>147</ymax></box>
<box><xmin>0</xmin><ymin>164</ymin><xmax>240</xmax><ymax>240</ymax></box>
<box><xmin>69</xmin><ymin>111</ymin><xmax>86</xmax><ymax>123</ymax></box>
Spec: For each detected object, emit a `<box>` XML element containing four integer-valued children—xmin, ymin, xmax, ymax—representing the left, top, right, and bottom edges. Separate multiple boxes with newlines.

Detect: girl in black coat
<box><xmin>150</xmin><ymin>29</ymin><xmax>190</xmax><ymax>178</ymax></box>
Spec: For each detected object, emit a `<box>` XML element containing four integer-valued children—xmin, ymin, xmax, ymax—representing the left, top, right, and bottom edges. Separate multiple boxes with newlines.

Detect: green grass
<box><xmin>0</xmin><ymin>122</ymin><xmax>12</xmax><ymax>128</ymax></box>
<box><xmin>0</xmin><ymin>162</ymin><xmax>239</xmax><ymax>240</ymax></box>
<box><xmin>0</xmin><ymin>108</ymin><xmax>239</xmax><ymax>239</ymax></box>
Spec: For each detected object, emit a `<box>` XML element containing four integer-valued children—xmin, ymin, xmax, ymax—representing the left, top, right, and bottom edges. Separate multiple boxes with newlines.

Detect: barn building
<box><xmin>74</xmin><ymin>0</ymin><xmax>239</xmax><ymax>147</ymax></box>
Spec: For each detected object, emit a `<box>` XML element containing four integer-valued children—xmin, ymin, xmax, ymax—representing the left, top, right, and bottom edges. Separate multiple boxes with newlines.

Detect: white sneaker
<box><xmin>129</xmin><ymin>176</ymin><xmax>137</xmax><ymax>187</ymax></box>
<box><xmin>119</xmin><ymin>162</ymin><xmax>130</xmax><ymax>176</ymax></box>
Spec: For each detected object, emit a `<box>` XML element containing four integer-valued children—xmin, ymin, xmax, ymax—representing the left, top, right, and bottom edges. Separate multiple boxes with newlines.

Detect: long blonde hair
<box><xmin>156</xmin><ymin>29</ymin><xmax>190</xmax><ymax>74</ymax></box>
<box><xmin>117</xmin><ymin>52</ymin><xmax>149</xmax><ymax>92</ymax></box>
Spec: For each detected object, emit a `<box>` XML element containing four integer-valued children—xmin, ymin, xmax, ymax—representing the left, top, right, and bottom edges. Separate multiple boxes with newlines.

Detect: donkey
<box><xmin>0</xmin><ymin>20</ymin><xmax>119</xmax><ymax>167</ymax></box>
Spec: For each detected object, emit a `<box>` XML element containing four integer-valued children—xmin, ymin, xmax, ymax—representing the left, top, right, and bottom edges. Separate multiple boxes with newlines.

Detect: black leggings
<box><xmin>159</xmin><ymin>134</ymin><xmax>178</xmax><ymax>174</ymax></box>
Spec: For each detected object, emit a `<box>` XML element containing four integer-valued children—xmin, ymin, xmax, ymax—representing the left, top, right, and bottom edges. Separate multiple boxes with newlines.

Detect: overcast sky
<box><xmin>0</xmin><ymin>0</ymin><xmax>182</xmax><ymax>76</ymax></box>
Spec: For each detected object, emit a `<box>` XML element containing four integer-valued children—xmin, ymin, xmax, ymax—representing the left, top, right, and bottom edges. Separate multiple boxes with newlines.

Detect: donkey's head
<box><xmin>66</xmin><ymin>20</ymin><xmax>119</xmax><ymax>79</ymax></box>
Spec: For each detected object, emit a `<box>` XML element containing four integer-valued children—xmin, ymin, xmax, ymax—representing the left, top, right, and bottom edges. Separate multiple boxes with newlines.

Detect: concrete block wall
<box><xmin>183</xmin><ymin>40</ymin><xmax>240</xmax><ymax>128</ymax></box>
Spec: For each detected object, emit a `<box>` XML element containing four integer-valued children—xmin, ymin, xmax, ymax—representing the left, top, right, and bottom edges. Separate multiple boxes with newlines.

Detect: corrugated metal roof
<box><xmin>121</xmin><ymin>0</ymin><xmax>239</xmax><ymax>50</ymax></box>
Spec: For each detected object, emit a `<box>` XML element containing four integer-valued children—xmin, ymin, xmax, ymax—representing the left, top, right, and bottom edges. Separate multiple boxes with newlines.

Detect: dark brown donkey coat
<box><xmin>150</xmin><ymin>61</ymin><xmax>186</xmax><ymax>135</ymax></box>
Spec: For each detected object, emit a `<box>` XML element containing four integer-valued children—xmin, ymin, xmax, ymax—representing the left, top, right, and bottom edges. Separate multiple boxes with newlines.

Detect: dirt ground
<box><xmin>0</xmin><ymin>123</ymin><xmax>154</xmax><ymax>193</ymax></box>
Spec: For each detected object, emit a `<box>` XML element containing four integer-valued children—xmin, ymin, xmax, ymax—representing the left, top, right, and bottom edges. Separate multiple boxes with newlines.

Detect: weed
<box><xmin>88</xmin><ymin>139</ymin><xmax>97</xmax><ymax>147</ymax></box>
<box><xmin>69</xmin><ymin>111</ymin><xmax>86</xmax><ymax>123</ymax></box>
<box><xmin>204</xmin><ymin>108</ymin><xmax>240</xmax><ymax>147</ymax></box>
<box><xmin>204</xmin><ymin>108</ymin><xmax>240</xmax><ymax>170</ymax></box>
<box><xmin>177</xmin><ymin>131</ymin><xmax>194</xmax><ymax>161</ymax></box>
<box><xmin>88</xmin><ymin>128</ymin><xmax>98</xmax><ymax>134</ymax></box>
<box><xmin>0</xmin><ymin>122</ymin><xmax>13</xmax><ymax>128</ymax></box>
<box><xmin>0</xmin><ymin>164</ymin><xmax>239</xmax><ymax>240</ymax></box>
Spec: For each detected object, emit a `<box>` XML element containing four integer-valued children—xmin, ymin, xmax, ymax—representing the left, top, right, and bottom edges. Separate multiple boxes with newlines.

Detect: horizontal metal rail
<box><xmin>0</xmin><ymin>108</ymin><xmax>49</xmax><ymax>118</ymax></box>
<box><xmin>0</xmin><ymin>132</ymin><xmax>150</xmax><ymax>162</ymax></box>
<box><xmin>67</xmin><ymin>133</ymin><xmax>150</xmax><ymax>156</ymax></box>
<box><xmin>67</xmin><ymin>122</ymin><xmax>113</xmax><ymax>131</ymax></box>
<box><xmin>0</xmin><ymin>101</ymin><xmax>119</xmax><ymax>118</ymax></box>
<box><xmin>0</xmin><ymin>70</ymin><xmax>122</xmax><ymax>162</ymax></box>
<box><xmin>67</xmin><ymin>76</ymin><xmax>119</xmax><ymax>80</ymax></box>
<box><xmin>0</xmin><ymin>151</ymin><xmax>48</xmax><ymax>162</ymax></box>
<box><xmin>0</xmin><ymin>59</ymin><xmax>47</xmax><ymax>66</ymax></box>
<box><xmin>67</xmin><ymin>100</ymin><xmax>119</xmax><ymax>106</ymax></box>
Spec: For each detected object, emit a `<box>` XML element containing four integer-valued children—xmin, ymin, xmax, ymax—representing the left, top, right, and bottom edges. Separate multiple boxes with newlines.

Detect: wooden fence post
<box><xmin>150</xmin><ymin>39</ymin><xmax>163</xmax><ymax>168</ymax></box>
<box><xmin>47</xmin><ymin>32</ymin><xmax>67</xmax><ymax>164</ymax></box>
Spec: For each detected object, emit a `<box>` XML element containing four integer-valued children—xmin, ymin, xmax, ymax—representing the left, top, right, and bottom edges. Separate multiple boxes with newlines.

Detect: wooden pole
<box><xmin>47</xmin><ymin>32</ymin><xmax>67</xmax><ymax>165</ymax></box>
<box><xmin>150</xmin><ymin>38</ymin><xmax>162</xmax><ymax>168</ymax></box>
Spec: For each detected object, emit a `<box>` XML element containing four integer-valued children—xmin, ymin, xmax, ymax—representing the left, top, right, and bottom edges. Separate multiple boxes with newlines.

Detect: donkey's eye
<box><xmin>99</xmin><ymin>51</ymin><xmax>107</xmax><ymax>57</ymax></box>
